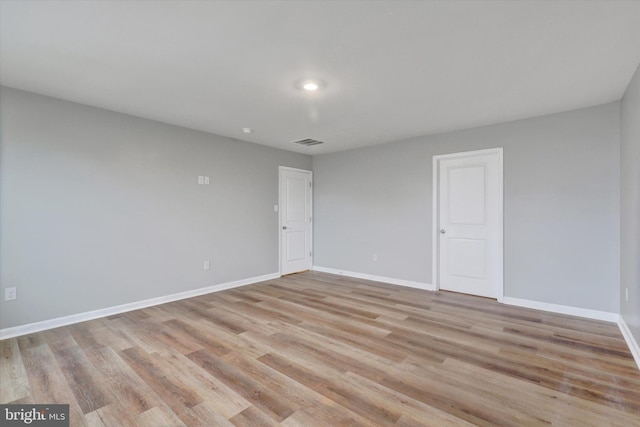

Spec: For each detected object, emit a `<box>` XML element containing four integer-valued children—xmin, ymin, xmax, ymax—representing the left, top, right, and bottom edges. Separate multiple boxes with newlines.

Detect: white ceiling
<box><xmin>1</xmin><ymin>1</ymin><xmax>639</xmax><ymax>155</ymax></box>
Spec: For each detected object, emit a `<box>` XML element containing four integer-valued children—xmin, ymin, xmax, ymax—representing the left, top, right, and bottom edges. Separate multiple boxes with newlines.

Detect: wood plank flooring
<box><xmin>1</xmin><ymin>271</ymin><xmax>639</xmax><ymax>426</ymax></box>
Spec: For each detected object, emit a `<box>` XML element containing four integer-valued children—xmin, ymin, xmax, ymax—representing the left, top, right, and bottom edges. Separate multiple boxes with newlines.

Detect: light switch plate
<box><xmin>5</xmin><ymin>287</ymin><xmax>16</xmax><ymax>301</ymax></box>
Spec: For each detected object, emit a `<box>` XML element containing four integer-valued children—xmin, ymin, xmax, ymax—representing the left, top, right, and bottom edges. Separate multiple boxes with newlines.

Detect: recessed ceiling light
<box><xmin>297</xmin><ymin>79</ymin><xmax>325</xmax><ymax>91</ymax></box>
<box><xmin>303</xmin><ymin>82</ymin><xmax>319</xmax><ymax>91</ymax></box>
<box><xmin>242</xmin><ymin>127</ymin><xmax>252</xmax><ymax>134</ymax></box>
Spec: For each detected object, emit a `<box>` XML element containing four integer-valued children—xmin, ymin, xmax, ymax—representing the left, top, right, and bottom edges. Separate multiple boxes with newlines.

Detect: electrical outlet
<box><xmin>204</xmin><ymin>176</ymin><xmax>210</xmax><ymax>185</ymax></box>
<box><xmin>5</xmin><ymin>287</ymin><xmax>16</xmax><ymax>301</ymax></box>
<box><xmin>372</xmin><ymin>253</ymin><xmax>378</xmax><ymax>262</ymax></box>
<box><xmin>203</xmin><ymin>261</ymin><xmax>210</xmax><ymax>271</ymax></box>
<box><xmin>626</xmin><ymin>288</ymin><xmax>629</xmax><ymax>302</ymax></box>
<box><xmin>198</xmin><ymin>176</ymin><xmax>204</xmax><ymax>185</ymax></box>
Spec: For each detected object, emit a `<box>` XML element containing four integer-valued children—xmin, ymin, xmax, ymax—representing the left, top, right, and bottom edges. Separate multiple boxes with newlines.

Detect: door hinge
<box><xmin>309</xmin><ymin>181</ymin><xmax>312</xmax><ymax>187</ymax></box>
<box><xmin>309</xmin><ymin>251</ymin><xmax>312</xmax><ymax>257</ymax></box>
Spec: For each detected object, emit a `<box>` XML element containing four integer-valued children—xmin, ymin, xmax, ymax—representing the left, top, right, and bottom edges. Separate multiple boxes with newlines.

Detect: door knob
<box><xmin>440</xmin><ymin>229</ymin><xmax>446</xmax><ymax>234</ymax></box>
<box><xmin>282</xmin><ymin>226</ymin><xmax>287</xmax><ymax>230</ymax></box>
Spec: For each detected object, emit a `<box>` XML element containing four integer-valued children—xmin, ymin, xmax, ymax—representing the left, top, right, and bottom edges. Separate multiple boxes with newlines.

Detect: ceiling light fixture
<box><xmin>297</xmin><ymin>79</ymin><xmax>325</xmax><ymax>92</ymax></box>
<box><xmin>242</xmin><ymin>127</ymin><xmax>252</xmax><ymax>134</ymax></box>
<box><xmin>303</xmin><ymin>82</ymin><xmax>319</xmax><ymax>91</ymax></box>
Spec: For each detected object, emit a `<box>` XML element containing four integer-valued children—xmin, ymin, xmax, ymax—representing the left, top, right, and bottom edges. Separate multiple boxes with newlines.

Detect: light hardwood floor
<box><xmin>1</xmin><ymin>271</ymin><xmax>639</xmax><ymax>426</ymax></box>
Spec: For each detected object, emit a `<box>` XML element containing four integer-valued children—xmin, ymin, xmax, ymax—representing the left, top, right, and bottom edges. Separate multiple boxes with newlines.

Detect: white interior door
<box><xmin>435</xmin><ymin>149</ymin><xmax>503</xmax><ymax>299</ymax></box>
<box><xmin>279</xmin><ymin>167</ymin><xmax>312</xmax><ymax>275</ymax></box>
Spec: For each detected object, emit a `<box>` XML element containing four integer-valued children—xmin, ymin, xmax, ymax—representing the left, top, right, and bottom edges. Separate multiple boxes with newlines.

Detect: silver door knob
<box><xmin>440</xmin><ymin>229</ymin><xmax>446</xmax><ymax>234</ymax></box>
<box><xmin>282</xmin><ymin>226</ymin><xmax>287</xmax><ymax>230</ymax></box>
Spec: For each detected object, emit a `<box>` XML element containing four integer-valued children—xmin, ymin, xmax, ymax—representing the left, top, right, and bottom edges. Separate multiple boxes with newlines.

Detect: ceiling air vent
<box><xmin>292</xmin><ymin>138</ymin><xmax>324</xmax><ymax>147</ymax></box>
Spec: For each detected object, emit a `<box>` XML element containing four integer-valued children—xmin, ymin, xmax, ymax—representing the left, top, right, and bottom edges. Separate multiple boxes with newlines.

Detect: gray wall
<box><xmin>0</xmin><ymin>87</ymin><xmax>311</xmax><ymax>329</ymax></box>
<box><xmin>620</xmin><ymin>63</ymin><xmax>640</xmax><ymax>343</ymax></box>
<box><xmin>314</xmin><ymin>103</ymin><xmax>620</xmax><ymax>313</ymax></box>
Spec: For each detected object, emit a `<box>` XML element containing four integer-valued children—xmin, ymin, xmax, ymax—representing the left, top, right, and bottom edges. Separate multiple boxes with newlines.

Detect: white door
<box><xmin>279</xmin><ymin>167</ymin><xmax>312</xmax><ymax>275</ymax></box>
<box><xmin>435</xmin><ymin>149</ymin><xmax>503</xmax><ymax>299</ymax></box>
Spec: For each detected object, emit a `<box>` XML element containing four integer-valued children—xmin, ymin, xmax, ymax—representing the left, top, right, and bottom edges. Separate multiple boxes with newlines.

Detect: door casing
<box><xmin>432</xmin><ymin>148</ymin><xmax>504</xmax><ymax>301</ymax></box>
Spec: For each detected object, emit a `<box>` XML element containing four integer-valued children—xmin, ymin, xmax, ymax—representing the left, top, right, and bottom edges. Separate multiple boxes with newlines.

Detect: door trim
<box><xmin>432</xmin><ymin>148</ymin><xmax>504</xmax><ymax>301</ymax></box>
<box><xmin>278</xmin><ymin>166</ymin><xmax>313</xmax><ymax>276</ymax></box>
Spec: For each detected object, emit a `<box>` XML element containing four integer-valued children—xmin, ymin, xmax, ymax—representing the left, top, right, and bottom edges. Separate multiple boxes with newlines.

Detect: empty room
<box><xmin>1</xmin><ymin>1</ymin><xmax>639</xmax><ymax>426</ymax></box>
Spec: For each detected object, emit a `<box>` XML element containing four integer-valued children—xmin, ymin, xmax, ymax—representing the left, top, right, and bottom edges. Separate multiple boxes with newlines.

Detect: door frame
<box><xmin>278</xmin><ymin>166</ymin><xmax>313</xmax><ymax>276</ymax></box>
<box><xmin>432</xmin><ymin>148</ymin><xmax>504</xmax><ymax>301</ymax></box>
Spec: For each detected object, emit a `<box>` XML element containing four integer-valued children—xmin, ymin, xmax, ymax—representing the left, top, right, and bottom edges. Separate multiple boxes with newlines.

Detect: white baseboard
<box><xmin>618</xmin><ymin>316</ymin><xmax>640</xmax><ymax>370</ymax></box>
<box><xmin>0</xmin><ymin>272</ymin><xmax>280</xmax><ymax>340</ymax></box>
<box><xmin>502</xmin><ymin>297</ymin><xmax>619</xmax><ymax>322</ymax></box>
<box><xmin>312</xmin><ymin>266</ymin><xmax>435</xmax><ymax>291</ymax></box>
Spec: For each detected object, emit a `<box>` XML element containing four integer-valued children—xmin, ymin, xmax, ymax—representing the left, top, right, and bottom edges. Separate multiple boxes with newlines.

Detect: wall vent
<box><xmin>292</xmin><ymin>138</ymin><xmax>324</xmax><ymax>146</ymax></box>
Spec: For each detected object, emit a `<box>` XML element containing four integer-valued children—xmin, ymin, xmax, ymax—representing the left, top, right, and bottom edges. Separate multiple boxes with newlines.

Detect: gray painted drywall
<box><xmin>0</xmin><ymin>87</ymin><xmax>311</xmax><ymax>329</ymax></box>
<box><xmin>621</xmin><ymin>62</ymin><xmax>640</xmax><ymax>343</ymax></box>
<box><xmin>314</xmin><ymin>103</ymin><xmax>620</xmax><ymax>313</ymax></box>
